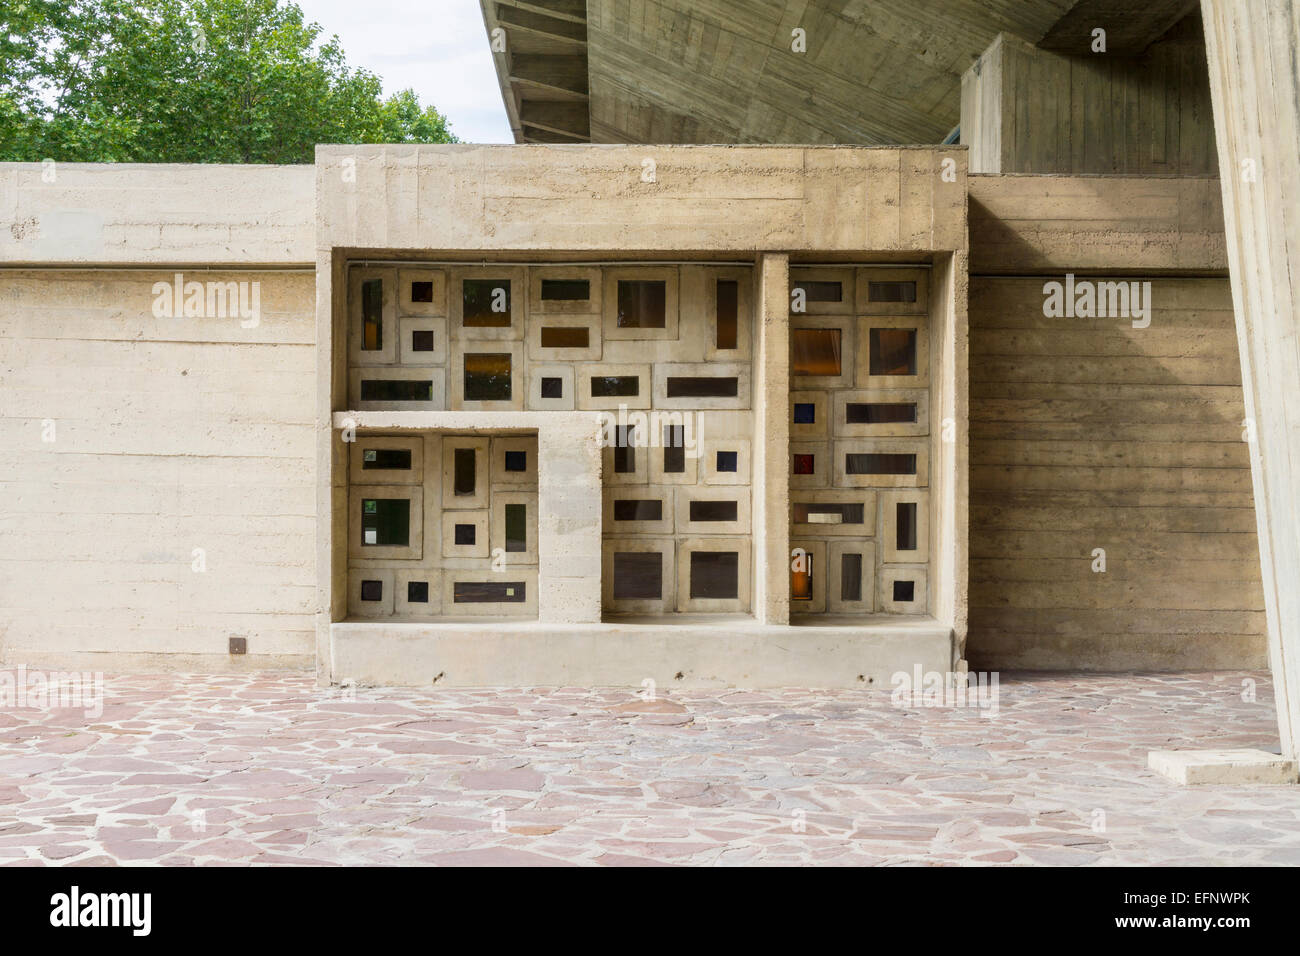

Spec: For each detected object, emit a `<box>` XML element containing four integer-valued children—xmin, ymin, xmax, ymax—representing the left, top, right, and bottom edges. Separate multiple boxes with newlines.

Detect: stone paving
<box><xmin>1</xmin><ymin>670</ymin><xmax>1298</xmax><ymax>866</ymax></box>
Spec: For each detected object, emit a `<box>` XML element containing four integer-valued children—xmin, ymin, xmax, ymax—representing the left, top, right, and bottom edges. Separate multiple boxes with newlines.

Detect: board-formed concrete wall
<box><xmin>966</xmin><ymin>275</ymin><xmax>1266</xmax><ymax>669</ymax></box>
<box><xmin>0</xmin><ymin>269</ymin><xmax>317</xmax><ymax>670</ymax></box>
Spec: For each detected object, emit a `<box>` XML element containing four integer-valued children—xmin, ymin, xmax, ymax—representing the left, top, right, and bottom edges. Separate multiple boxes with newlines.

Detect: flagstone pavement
<box><xmin>1</xmin><ymin>670</ymin><xmax>1297</xmax><ymax>866</ymax></box>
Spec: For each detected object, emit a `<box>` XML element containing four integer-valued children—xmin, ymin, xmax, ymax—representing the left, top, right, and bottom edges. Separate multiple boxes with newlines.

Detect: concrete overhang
<box><xmin>482</xmin><ymin>0</ymin><xmax>1204</xmax><ymax>146</ymax></box>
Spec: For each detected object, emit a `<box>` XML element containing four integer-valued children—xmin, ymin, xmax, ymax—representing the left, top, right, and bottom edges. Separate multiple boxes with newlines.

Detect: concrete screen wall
<box><xmin>0</xmin><ymin>150</ymin><xmax>1269</xmax><ymax>681</ymax></box>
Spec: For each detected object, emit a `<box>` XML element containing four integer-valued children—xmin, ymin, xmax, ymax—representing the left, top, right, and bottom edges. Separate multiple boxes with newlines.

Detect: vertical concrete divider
<box><xmin>753</xmin><ymin>253</ymin><xmax>790</xmax><ymax>625</ymax></box>
<box><xmin>538</xmin><ymin>415</ymin><xmax>604</xmax><ymax>624</ymax></box>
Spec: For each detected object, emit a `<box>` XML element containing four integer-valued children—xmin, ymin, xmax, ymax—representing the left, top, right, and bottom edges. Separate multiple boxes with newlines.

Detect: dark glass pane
<box><xmin>689</xmin><ymin>500</ymin><xmax>738</xmax><ymax>522</ymax></box>
<box><xmin>616</xmin><ymin>280</ymin><xmax>666</xmax><ymax>328</ymax></box>
<box><xmin>715</xmin><ymin>451</ymin><xmax>738</xmax><ymax>472</ymax></box>
<box><xmin>453</xmin><ymin>581</ymin><xmax>526</xmax><ymax>603</ymax></box>
<box><xmin>613</xmin><ymin>552</ymin><xmax>661</xmax><ymax>600</ymax></box>
<box><xmin>791</xmin><ymin>554</ymin><xmax>814</xmax><ymax>602</ymax></box>
<box><xmin>846</xmin><ymin>402</ymin><xmax>917</xmax><ymax>424</ymax></box>
<box><xmin>360</xmin><ymin>579</ymin><xmax>383</xmax><ymax>602</ymax></box>
<box><xmin>793</xmin><ymin>402</ymin><xmax>816</xmax><ymax>424</ymax></box>
<box><xmin>464</xmin><ymin>353</ymin><xmax>512</xmax><ymax>401</ymax></box>
<box><xmin>361</xmin><ymin>498</ymin><xmax>409</xmax><ymax>546</ymax></box>
<box><xmin>690</xmin><ymin>551</ymin><xmax>738</xmax><ymax>600</ymax></box>
<box><xmin>407</xmin><ymin>580</ymin><xmax>429</xmax><ymax>603</ymax></box>
<box><xmin>541</xmin><ymin>278</ymin><xmax>590</xmax><ymax>300</ymax></box>
<box><xmin>840</xmin><ymin>553</ymin><xmax>863</xmax><ymax>602</ymax></box>
<box><xmin>791</xmin><ymin>328</ymin><xmax>842</xmax><ymax>376</ymax></box>
<box><xmin>360</xmin><ymin>379</ymin><xmax>432</xmax><ymax>402</ymax></box>
<box><xmin>614</xmin><ymin>499</ymin><xmax>662</xmax><ymax>521</ymax></box>
<box><xmin>362</xmin><ymin>448</ymin><xmax>412</xmax><ymax>470</ymax></box>
<box><xmin>893</xmin><ymin>580</ymin><xmax>915</xmax><ymax>602</ymax></box>
<box><xmin>540</xmin><ymin>377</ymin><xmax>563</xmax><ymax>399</ymax></box>
<box><xmin>846</xmin><ymin>453</ymin><xmax>916</xmax><ymax>475</ymax></box>
<box><xmin>362</xmin><ymin>278</ymin><xmax>383</xmax><ymax>351</ymax></box>
<box><xmin>453</xmin><ymin>448</ymin><xmax>476</xmax><ymax>496</ymax></box>
<box><xmin>614</xmin><ymin>426</ymin><xmax>636</xmax><ymax>473</ymax></box>
<box><xmin>869</xmin><ymin>328</ymin><xmax>917</xmax><ymax>376</ymax></box>
<box><xmin>590</xmin><ymin>375</ymin><xmax>639</xmax><ymax>397</ymax></box>
<box><xmin>505</xmin><ymin>503</ymin><xmax>527</xmax><ymax>552</ymax></box>
<box><xmin>462</xmin><ymin>279</ymin><xmax>511</xmax><ymax>327</ymax></box>
<box><xmin>454</xmin><ymin>523</ymin><xmax>477</xmax><ymax>546</ymax></box>
<box><xmin>410</xmin><ymin>281</ymin><xmax>434</xmax><ymax>303</ymax></box>
<box><xmin>665</xmin><ymin>376</ymin><xmax>738</xmax><ymax>398</ymax></box>
<box><xmin>540</xmin><ymin>326</ymin><xmax>589</xmax><ymax>348</ymax></box>
<box><xmin>868</xmin><ymin>280</ymin><xmax>916</xmax><ymax>303</ymax></box>
<box><xmin>663</xmin><ymin>425</ymin><xmax>684</xmax><ymax>474</ymax></box>
<box><xmin>792</xmin><ymin>502</ymin><xmax>865</xmax><ymax>524</ymax></box>
<box><xmin>411</xmin><ymin>329</ymin><xmax>434</xmax><ymax>352</ymax></box>
<box><xmin>716</xmin><ymin>279</ymin><xmax>738</xmax><ymax>349</ymax></box>
<box><xmin>504</xmin><ymin>450</ymin><xmax>527</xmax><ymax>472</ymax></box>
<box><xmin>792</xmin><ymin>280</ymin><xmax>842</xmax><ymax>302</ymax></box>
<box><xmin>896</xmin><ymin>502</ymin><xmax>918</xmax><ymax>551</ymax></box>
<box><xmin>792</xmin><ymin>454</ymin><xmax>815</xmax><ymax>475</ymax></box>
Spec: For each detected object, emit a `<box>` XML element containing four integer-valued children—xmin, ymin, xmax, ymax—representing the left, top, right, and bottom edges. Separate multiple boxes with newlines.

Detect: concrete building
<box><xmin>1</xmin><ymin>1</ymin><xmax>1297</xmax><ymax>758</ymax></box>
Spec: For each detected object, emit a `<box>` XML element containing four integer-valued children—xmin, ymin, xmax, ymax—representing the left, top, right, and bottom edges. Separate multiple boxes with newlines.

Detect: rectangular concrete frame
<box><xmin>0</xmin><ymin>145</ymin><xmax>966</xmax><ymax>686</ymax></box>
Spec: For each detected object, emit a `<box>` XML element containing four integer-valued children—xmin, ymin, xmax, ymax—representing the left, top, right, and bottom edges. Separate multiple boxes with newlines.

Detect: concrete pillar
<box><xmin>538</xmin><ymin>417</ymin><xmax>603</xmax><ymax>624</ymax></box>
<box><xmin>1201</xmin><ymin>0</ymin><xmax>1300</xmax><ymax>758</ymax></box>
<box><xmin>753</xmin><ymin>253</ymin><xmax>790</xmax><ymax>625</ymax></box>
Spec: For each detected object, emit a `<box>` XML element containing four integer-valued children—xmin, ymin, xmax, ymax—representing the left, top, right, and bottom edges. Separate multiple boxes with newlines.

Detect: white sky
<box><xmin>293</xmin><ymin>0</ymin><xmax>513</xmax><ymax>143</ymax></box>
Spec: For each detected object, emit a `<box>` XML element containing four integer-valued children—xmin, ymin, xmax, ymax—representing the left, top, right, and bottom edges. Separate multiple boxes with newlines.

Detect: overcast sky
<box><xmin>294</xmin><ymin>0</ymin><xmax>513</xmax><ymax>143</ymax></box>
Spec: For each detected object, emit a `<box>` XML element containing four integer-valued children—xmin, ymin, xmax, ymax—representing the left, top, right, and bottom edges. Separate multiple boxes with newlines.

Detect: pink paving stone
<box><xmin>0</xmin><ymin>670</ymin><xmax>1295</xmax><ymax>866</ymax></box>
<box><xmin>459</xmin><ymin>769</ymin><xmax>545</xmax><ymax>791</ymax></box>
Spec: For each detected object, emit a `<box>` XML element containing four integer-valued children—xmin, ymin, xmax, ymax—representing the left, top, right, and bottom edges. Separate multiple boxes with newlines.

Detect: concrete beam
<box><xmin>519</xmin><ymin>101</ymin><xmax>591</xmax><ymax>140</ymax></box>
<box><xmin>509</xmin><ymin>53</ymin><xmax>589</xmax><ymax>99</ymax></box>
<box><xmin>1038</xmin><ymin>0</ymin><xmax>1200</xmax><ymax>54</ymax></box>
<box><xmin>1201</xmin><ymin>0</ymin><xmax>1300</xmax><ymax>760</ymax></box>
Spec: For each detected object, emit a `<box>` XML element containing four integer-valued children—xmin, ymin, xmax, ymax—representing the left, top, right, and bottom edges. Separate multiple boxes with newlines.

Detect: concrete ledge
<box><xmin>1147</xmin><ymin>749</ymin><xmax>1298</xmax><ymax>786</ymax></box>
<box><xmin>330</xmin><ymin>617</ymin><xmax>955</xmax><ymax>688</ymax></box>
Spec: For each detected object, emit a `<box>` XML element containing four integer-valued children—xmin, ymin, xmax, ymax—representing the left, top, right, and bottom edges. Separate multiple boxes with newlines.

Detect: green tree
<box><xmin>0</xmin><ymin>0</ymin><xmax>458</xmax><ymax>163</ymax></box>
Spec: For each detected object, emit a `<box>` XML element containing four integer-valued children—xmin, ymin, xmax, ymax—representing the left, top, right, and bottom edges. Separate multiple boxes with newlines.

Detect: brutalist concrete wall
<box><xmin>0</xmin><ymin>163</ymin><xmax>317</xmax><ymax>670</ymax></box>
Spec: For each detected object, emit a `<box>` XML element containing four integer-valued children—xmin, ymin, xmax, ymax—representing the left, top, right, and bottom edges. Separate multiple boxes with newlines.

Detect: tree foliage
<box><xmin>0</xmin><ymin>0</ymin><xmax>457</xmax><ymax>163</ymax></box>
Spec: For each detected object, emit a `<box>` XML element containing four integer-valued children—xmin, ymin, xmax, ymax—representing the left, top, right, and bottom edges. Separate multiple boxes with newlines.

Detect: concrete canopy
<box><xmin>481</xmin><ymin>0</ymin><xmax>1207</xmax><ymax>145</ymax></box>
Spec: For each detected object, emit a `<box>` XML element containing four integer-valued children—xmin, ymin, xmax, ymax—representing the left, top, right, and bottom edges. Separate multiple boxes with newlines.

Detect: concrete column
<box><xmin>1201</xmin><ymin>0</ymin><xmax>1300</xmax><ymax>758</ymax></box>
<box><xmin>537</xmin><ymin>417</ymin><xmax>603</xmax><ymax>624</ymax></box>
<box><xmin>753</xmin><ymin>253</ymin><xmax>790</xmax><ymax>625</ymax></box>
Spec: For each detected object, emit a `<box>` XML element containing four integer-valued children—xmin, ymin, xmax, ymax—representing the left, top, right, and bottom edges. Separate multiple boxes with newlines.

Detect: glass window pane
<box><xmin>614</xmin><ymin>552</ymin><xmax>662</xmax><ymax>599</ymax></box>
<box><xmin>616</xmin><ymin>280</ymin><xmax>667</xmax><ymax>328</ymax></box>
<box><xmin>453</xmin><ymin>448</ymin><xmax>476</xmax><ymax>496</ymax></box>
<box><xmin>716</xmin><ymin>279</ymin><xmax>738</xmax><ymax>349</ymax></box>
<box><xmin>464</xmin><ymin>353</ymin><xmax>512</xmax><ymax>401</ymax></box>
<box><xmin>362</xmin><ymin>278</ymin><xmax>383</xmax><ymax>351</ymax></box>
<box><xmin>690</xmin><ymin>551</ymin><xmax>738</xmax><ymax>600</ymax></box>
<box><xmin>462</xmin><ymin>279</ymin><xmax>512</xmax><ymax>327</ymax></box>
<box><xmin>541</xmin><ymin>279</ymin><xmax>590</xmax><ymax>300</ymax></box>
<box><xmin>792</xmin><ymin>328</ymin><xmax>842</xmax><ymax>376</ymax></box>
<box><xmin>868</xmin><ymin>280</ymin><xmax>916</xmax><ymax>303</ymax></box>
<box><xmin>845</xmin><ymin>453</ymin><xmax>916</xmax><ymax>475</ymax></box>
<box><xmin>896</xmin><ymin>502</ymin><xmax>918</xmax><ymax>551</ymax></box>
<box><xmin>505</xmin><ymin>503</ymin><xmax>527</xmax><ymax>552</ymax></box>
<box><xmin>540</xmin><ymin>326</ymin><xmax>589</xmax><ymax>348</ymax></box>
<box><xmin>840</xmin><ymin>553</ymin><xmax>863</xmax><ymax>602</ymax></box>
<box><xmin>869</xmin><ymin>328</ymin><xmax>917</xmax><ymax>376</ymax></box>
<box><xmin>361</xmin><ymin>498</ymin><xmax>409</xmax><ymax>546</ymax></box>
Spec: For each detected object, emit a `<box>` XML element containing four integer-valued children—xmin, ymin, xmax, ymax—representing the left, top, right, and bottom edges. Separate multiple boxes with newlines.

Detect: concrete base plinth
<box><xmin>1147</xmin><ymin>749</ymin><xmax>1298</xmax><ymax>786</ymax></box>
<box><xmin>330</xmin><ymin>616</ymin><xmax>956</xmax><ymax>689</ymax></box>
